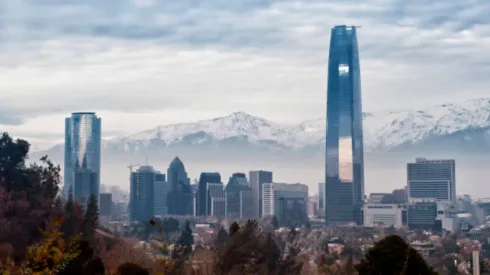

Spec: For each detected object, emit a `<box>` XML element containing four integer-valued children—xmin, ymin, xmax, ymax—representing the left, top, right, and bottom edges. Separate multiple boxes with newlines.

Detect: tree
<box><xmin>116</xmin><ymin>262</ymin><xmax>150</xmax><ymax>275</ymax></box>
<box><xmin>287</xmin><ymin>226</ymin><xmax>297</xmax><ymax>243</ymax></box>
<box><xmin>215</xmin><ymin>226</ymin><xmax>229</xmax><ymax>248</ymax></box>
<box><xmin>0</xmin><ymin>133</ymin><xmax>63</xmax><ymax>260</ymax></box>
<box><xmin>62</xmin><ymin>190</ymin><xmax>78</xmax><ymax>240</ymax></box>
<box><xmin>178</xmin><ymin>220</ymin><xmax>194</xmax><ymax>247</ymax></box>
<box><xmin>305</xmin><ymin>219</ymin><xmax>311</xmax><ymax>231</ymax></box>
<box><xmin>355</xmin><ymin>235</ymin><xmax>438</xmax><ymax>274</ymax></box>
<box><xmin>81</xmin><ymin>193</ymin><xmax>99</xmax><ymax>241</ymax></box>
<box><xmin>271</xmin><ymin>215</ymin><xmax>280</xmax><ymax>230</ymax></box>
<box><xmin>229</xmin><ymin>221</ymin><xmax>240</xmax><ymax>237</ymax></box>
<box><xmin>442</xmin><ymin>237</ymin><xmax>460</xmax><ymax>254</ymax></box>
<box><xmin>0</xmin><ymin>218</ymin><xmax>81</xmax><ymax>274</ymax></box>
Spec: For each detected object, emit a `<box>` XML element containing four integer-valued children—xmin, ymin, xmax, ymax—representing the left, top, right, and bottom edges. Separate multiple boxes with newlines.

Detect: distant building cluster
<box><xmin>61</xmin><ymin>25</ymin><xmax>486</xmax><ymax>233</ymax></box>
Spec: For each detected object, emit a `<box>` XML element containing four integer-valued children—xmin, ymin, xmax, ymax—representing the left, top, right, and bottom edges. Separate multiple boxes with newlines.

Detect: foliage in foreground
<box><xmin>0</xmin><ymin>218</ymin><xmax>80</xmax><ymax>274</ymax></box>
<box><xmin>356</xmin><ymin>235</ymin><xmax>438</xmax><ymax>275</ymax></box>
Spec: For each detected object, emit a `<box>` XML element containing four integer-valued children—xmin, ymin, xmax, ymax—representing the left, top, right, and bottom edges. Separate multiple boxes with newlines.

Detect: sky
<box><xmin>1</xmin><ymin>0</ymin><xmax>490</xmax><ymax>150</ymax></box>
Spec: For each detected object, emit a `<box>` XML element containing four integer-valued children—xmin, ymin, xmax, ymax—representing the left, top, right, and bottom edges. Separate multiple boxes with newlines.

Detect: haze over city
<box><xmin>2</xmin><ymin>0</ymin><xmax>490</xmax><ymax>196</ymax></box>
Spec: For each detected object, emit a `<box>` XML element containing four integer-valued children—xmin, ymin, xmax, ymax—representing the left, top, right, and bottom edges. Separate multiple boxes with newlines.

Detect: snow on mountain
<box><xmin>104</xmin><ymin>97</ymin><xmax>490</xmax><ymax>152</ymax></box>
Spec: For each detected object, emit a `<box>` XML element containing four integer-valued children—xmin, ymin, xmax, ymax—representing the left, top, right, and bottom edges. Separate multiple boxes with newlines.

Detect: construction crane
<box><xmin>127</xmin><ymin>164</ymin><xmax>141</xmax><ymax>174</ymax></box>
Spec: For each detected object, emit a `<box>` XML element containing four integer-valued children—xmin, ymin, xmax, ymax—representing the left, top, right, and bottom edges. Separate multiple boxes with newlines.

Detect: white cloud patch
<box><xmin>1</xmin><ymin>0</ymin><xmax>490</xmax><ymax>148</ymax></box>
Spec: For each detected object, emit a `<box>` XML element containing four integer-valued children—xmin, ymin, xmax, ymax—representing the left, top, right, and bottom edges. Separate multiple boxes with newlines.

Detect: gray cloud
<box><xmin>1</xmin><ymin>0</ymin><xmax>490</xmax><ymax>127</ymax></box>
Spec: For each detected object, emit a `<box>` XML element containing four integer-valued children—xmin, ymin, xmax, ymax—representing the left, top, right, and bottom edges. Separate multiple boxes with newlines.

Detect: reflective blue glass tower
<box><xmin>325</xmin><ymin>25</ymin><xmax>364</xmax><ymax>225</ymax></box>
<box><xmin>64</xmin><ymin>112</ymin><xmax>101</xmax><ymax>204</ymax></box>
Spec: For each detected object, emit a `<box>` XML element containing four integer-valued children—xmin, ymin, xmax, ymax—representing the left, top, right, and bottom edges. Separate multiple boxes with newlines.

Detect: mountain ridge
<box><xmin>33</xmin><ymin>97</ymin><xmax>490</xmax><ymax>156</ymax></box>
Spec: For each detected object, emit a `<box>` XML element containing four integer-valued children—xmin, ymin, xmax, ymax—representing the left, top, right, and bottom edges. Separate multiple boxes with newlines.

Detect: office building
<box><xmin>407</xmin><ymin>202</ymin><xmax>440</xmax><ymax>231</ymax></box>
<box><xmin>197</xmin><ymin>172</ymin><xmax>221</xmax><ymax>216</ymax></box>
<box><xmin>225</xmin><ymin>173</ymin><xmax>253</xmax><ymax>220</ymax></box>
<box><xmin>262</xmin><ymin>183</ymin><xmax>308</xmax><ymax>226</ymax></box>
<box><xmin>239</xmin><ymin>190</ymin><xmax>254</xmax><ymax>219</ymax></box>
<box><xmin>368</xmin><ymin>193</ymin><xmax>390</xmax><ymax>204</ymax></box>
<box><xmin>363</xmin><ymin>204</ymin><xmax>404</xmax><ymax>228</ymax></box>
<box><xmin>317</xmin><ymin>182</ymin><xmax>325</xmax><ymax>215</ymax></box>
<box><xmin>407</xmin><ymin>158</ymin><xmax>456</xmax><ymax>202</ymax></box>
<box><xmin>166</xmin><ymin>157</ymin><xmax>193</xmax><ymax>216</ymax></box>
<box><xmin>250</xmin><ymin>170</ymin><xmax>273</xmax><ymax>218</ymax></box>
<box><xmin>154</xmin><ymin>173</ymin><xmax>168</xmax><ymax>216</ymax></box>
<box><xmin>207</xmin><ymin>183</ymin><xmax>225</xmax><ymax>218</ymax></box>
<box><xmin>99</xmin><ymin>193</ymin><xmax>112</xmax><ymax>217</ymax></box>
<box><xmin>129</xmin><ymin>166</ymin><xmax>161</xmax><ymax>222</ymax></box>
<box><xmin>64</xmin><ymin>112</ymin><xmax>101</xmax><ymax>203</ymax></box>
<box><xmin>325</xmin><ymin>25</ymin><xmax>365</xmax><ymax>225</ymax></box>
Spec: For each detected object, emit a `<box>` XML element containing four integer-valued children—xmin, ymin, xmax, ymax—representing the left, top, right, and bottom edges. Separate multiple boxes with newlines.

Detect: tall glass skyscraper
<box><xmin>64</xmin><ymin>112</ymin><xmax>101</xmax><ymax>204</ymax></box>
<box><xmin>325</xmin><ymin>25</ymin><xmax>365</xmax><ymax>225</ymax></box>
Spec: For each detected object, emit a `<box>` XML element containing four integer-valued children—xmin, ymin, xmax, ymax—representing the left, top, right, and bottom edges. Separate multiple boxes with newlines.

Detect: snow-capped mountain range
<box><xmin>109</xmin><ymin>97</ymin><xmax>490</xmax><ymax>152</ymax></box>
<box><xmin>37</xmin><ymin>97</ymin><xmax>490</xmax><ymax>157</ymax></box>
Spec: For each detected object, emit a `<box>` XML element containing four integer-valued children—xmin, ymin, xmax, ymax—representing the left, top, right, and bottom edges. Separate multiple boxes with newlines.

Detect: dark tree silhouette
<box><xmin>116</xmin><ymin>262</ymin><xmax>150</xmax><ymax>275</ymax></box>
<box><xmin>215</xmin><ymin>226</ymin><xmax>229</xmax><ymax>248</ymax></box>
<box><xmin>62</xmin><ymin>190</ymin><xmax>78</xmax><ymax>239</ymax></box>
<box><xmin>59</xmin><ymin>239</ymin><xmax>105</xmax><ymax>275</ymax></box>
<box><xmin>229</xmin><ymin>221</ymin><xmax>240</xmax><ymax>237</ymax></box>
<box><xmin>271</xmin><ymin>215</ymin><xmax>280</xmax><ymax>230</ymax></box>
<box><xmin>178</xmin><ymin>220</ymin><xmax>194</xmax><ymax>247</ymax></box>
<box><xmin>356</xmin><ymin>235</ymin><xmax>438</xmax><ymax>275</ymax></box>
<box><xmin>81</xmin><ymin>193</ymin><xmax>99</xmax><ymax>241</ymax></box>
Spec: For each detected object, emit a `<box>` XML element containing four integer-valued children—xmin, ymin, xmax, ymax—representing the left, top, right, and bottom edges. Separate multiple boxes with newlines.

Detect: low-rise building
<box><xmin>363</xmin><ymin>204</ymin><xmax>404</xmax><ymax>228</ymax></box>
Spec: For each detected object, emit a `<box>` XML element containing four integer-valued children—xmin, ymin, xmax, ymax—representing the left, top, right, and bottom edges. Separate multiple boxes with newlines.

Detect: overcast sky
<box><xmin>1</xmin><ymin>0</ymin><xmax>490</xmax><ymax>149</ymax></box>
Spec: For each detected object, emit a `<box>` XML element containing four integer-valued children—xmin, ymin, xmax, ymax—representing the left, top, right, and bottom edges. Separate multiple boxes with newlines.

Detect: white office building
<box><xmin>262</xmin><ymin>183</ymin><xmax>308</xmax><ymax>226</ymax></box>
<box><xmin>363</xmin><ymin>204</ymin><xmax>404</xmax><ymax>228</ymax></box>
<box><xmin>407</xmin><ymin>158</ymin><xmax>455</xmax><ymax>203</ymax></box>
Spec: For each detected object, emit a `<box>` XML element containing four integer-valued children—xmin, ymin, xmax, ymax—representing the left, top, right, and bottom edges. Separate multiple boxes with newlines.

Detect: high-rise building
<box><xmin>196</xmin><ymin>172</ymin><xmax>221</xmax><ymax>216</ymax></box>
<box><xmin>407</xmin><ymin>158</ymin><xmax>456</xmax><ymax>202</ymax></box>
<box><xmin>99</xmin><ymin>193</ymin><xmax>112</xmax><ymax>217</ymax></box>
<box><xmin>249</xmin><ymin>170</ymin><xmax>273</xmax><ymax>218</ymax></box>
<box><xmin>325</xmin><ymin>25</ymin><xmax>365</xmax><ymax>225</ymax></box>
<box><xmin>207</xmin><ymin>182</ymin><xmax>225</xmax><ymax>218</ymax></box>
<box><xmin>154</xmin><ymin>173</ymin><xmax>168</xmax><ymax>216</ymax></box>
<box><xmin>64</xmin><ymin>112</ymin><xmax>101</xmax><ymax>203</ymax></box>
<box><xmin>317</xmin><ymin>182</ymin><xmax>325</xmax><ymax>215</ymax></box>
<box><xmin>225</xmin><ymin>173</ymin><xmax>253</xmax><ymax>220</ymax></box>
<box><xmin>262</xmin><ymin>183</ymin><xmax>308</xmax><ymax>226</ymax></box>
<box><xmin>166</xmin><ymin>157</ymin><xmax>193</xmax><ymax>216</ymax></box>
<box><xmin>129</xmin><ymin>166</ymin><xmax>161</xmax><ymax>222</ymax></box>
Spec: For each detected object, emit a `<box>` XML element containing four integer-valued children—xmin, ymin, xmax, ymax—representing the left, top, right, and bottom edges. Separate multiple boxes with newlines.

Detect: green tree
<box><xmin>62</xmin><ymin>189</ymin><xmax>78</xmax><ymax>239</ymax></box>
<box><xmin>271</xmin><ymin>215</ymin><xmax>280</xmax><ymax>230</ymax></box>
<box><xmin>81</xmin><ymin>193</ymin><xmax>99</xmax><ymax>241</ymax></box>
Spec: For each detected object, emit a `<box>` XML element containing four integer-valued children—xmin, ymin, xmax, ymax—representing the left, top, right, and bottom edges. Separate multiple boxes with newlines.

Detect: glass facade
<box><xmin>166</xmin><ymin>157</ymin><xmax>193</xmax><ymax>216</ymax></box>
<box><xmin>325</xmin><ymin>25</ymin><xmax>365</xmax><ymax>225</ymax></box>
<box><xmin>64</xmin><ymin>112</ymin><xmax>101</xmax><ymax>203</ymax></box>
<box><xmin>407</xmin><ymin>158</ymin><xmax>456</xmax><ymax>202</ymax></box>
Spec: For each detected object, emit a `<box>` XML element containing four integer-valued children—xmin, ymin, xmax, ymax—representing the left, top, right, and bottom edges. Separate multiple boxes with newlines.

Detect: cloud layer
<box><xmin>1</xmin><ymin>0</ymin><xmax>490</xmax><ymax>148</ymax></box>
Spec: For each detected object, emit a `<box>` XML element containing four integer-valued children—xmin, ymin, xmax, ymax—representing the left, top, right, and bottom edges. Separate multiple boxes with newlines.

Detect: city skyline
<box><xmin>2</xmin><ymin>1</ymin><xmax>490</xmax><ymax>149</ymax></box>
